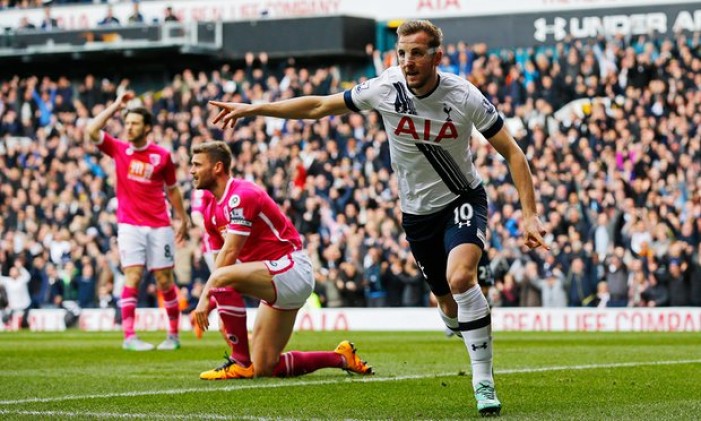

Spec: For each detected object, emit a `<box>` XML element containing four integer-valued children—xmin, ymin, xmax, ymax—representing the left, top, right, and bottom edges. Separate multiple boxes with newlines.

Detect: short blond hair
<box><xmin>191</xmin><ymin>141</ymin><xmax>233</xmax><ymax>172</ymax></box>
<box><xmin>396</xmin><ymin>20</ymin><xmax>443</xmax><ymax>49</ymax></box>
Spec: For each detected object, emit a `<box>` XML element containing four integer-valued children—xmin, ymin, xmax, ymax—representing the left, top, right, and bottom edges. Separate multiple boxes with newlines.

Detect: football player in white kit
<box><xmin>209</xmin><ymin>20</ymin><xmax>548</xmax><ymax>416</ymax></box>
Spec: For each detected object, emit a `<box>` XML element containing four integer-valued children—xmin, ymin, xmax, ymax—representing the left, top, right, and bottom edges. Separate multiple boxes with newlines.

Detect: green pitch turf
<box><xmin>0</xmin><ymin>330</ymin><xmax>699</xmax><ymax>420</ymax></box>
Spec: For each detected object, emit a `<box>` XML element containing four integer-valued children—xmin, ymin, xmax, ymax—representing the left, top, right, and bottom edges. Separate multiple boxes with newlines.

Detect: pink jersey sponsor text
<box><xmin>98</xmin><ymin>132</ymin><xmax>177</xmax><ymax>227</ymax></box>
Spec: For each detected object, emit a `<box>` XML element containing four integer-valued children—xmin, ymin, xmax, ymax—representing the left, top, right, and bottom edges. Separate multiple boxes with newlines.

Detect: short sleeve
<box><xmin>226</xmin><ymin>189</ymin><xmax>260</xmax><ymax>236</ymax></box>
<box><xmin>345</xmin><ymin>70</ymin><xmax>392</xmax><ymax>112</ymax></box>
<box><xmin>96</xmin><ymin>131</ymin><xmax>119</xmax><ymax>157</ymax></box>
<box><xmin>465</xmin><ymin>83</ymin><xmax>503</xmax><ymax>139</ymax></box>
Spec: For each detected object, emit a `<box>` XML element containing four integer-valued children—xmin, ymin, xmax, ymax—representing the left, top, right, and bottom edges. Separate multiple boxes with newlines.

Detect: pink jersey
<box><xmin>202</xmin><ymin>178</ymin><xmax>302</xmax><ymax>262</ymax></box>
<box><xmin>191</xmin><ymin>189</ymin><xmax>222</xmax><ymax>253</ymax></box>
<box><xmin>97</xmin><ymin>132</ymin><xmax>177</xmax><ymax>227</ymax></box>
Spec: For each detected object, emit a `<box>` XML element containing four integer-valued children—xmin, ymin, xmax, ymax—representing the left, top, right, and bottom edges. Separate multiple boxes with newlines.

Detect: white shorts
<box><xmin>263</xmin><ymin>251</ymin><xmax>314</xmax><ymax>310</ymax></box>
<box><xmin>203</xmin><ymin>252</ymin><xmax>216</xmax><ymax>273</ymax></box>
<box><xmin>117</xmin><ymin>223</ymin><xmax>175</xmax><ymax>271</ymax></box>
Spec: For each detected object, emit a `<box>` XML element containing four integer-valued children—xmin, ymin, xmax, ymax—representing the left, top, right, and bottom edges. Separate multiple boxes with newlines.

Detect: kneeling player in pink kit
<box><xmin>190</xmin><ymin>141</ymin><xmax>373</xmax><ymax>379</ymax></box>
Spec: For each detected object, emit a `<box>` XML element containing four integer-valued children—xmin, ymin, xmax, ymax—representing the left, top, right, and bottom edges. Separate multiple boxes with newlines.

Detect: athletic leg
<box><xmin>444</xmin><ymin>194</ymin><xmax>501</xmax><ymax>416</ymax></box>
<box><xmin>148</xmin><ymin>227</ymin><xmax>180</xmax><ymax>350</ymax></box>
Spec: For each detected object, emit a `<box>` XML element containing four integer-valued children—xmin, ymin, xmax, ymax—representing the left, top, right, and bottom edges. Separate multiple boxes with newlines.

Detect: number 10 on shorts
<box><xmin>454</xmin><ymin>203</ymin><xmax>473</xmax><ymax>228</ymax></box>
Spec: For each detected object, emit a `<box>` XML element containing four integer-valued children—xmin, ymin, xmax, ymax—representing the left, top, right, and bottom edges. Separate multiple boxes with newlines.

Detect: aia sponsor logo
<box><xmin>394</xmin><ymin>117</ymin><xmax>458</xmax><ymax>143</ymax></box>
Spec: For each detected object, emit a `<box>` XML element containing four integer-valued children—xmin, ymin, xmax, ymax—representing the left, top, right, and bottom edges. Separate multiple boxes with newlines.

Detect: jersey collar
<box><xmin>408</xmin><ymin>74</ymin><xmax>441</xmax><ymax>100</ymax></box>
<box><xmin>129</xmin><ymin>141</ymin><xmax>151</xmax><ymax>152</ymax></box>
<box><xmin>217</xmin><ymin>177</ymin><xmax>236</xmax><ymax>206</ymax></box>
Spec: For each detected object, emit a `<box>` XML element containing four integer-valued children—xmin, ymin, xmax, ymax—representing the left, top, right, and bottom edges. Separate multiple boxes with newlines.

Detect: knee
<box><xmin>153</xmin><ymin>269</ymin><xmax>173</xmax><ymax>289</ymax></box>
<box><xmin>124</xmin><ymin>271</ymin><xmax>142</xmax><ymax>288</ymax></box>
<box><xmin>448</xmin><ymin>266</ymin><xmax>477</xmax><ymax>293</ymax></box>
<box><xmin>252</xmin><ymin>354</ymin><xmax>278</xmax><ymax>377</ymax></box>
<box><xmin>210</xmin><ymin>268</ymin><xmax>236</xmax><ymax>289</ymax></box>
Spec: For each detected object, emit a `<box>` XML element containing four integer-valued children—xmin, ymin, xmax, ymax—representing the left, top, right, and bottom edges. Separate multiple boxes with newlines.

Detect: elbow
<box><xmin>168</xmin><ymin>188</ymin><xmax>184</xmax><ymax>207</ymax></box>
<box><xmin>308</xmin><ymin>99</ymin><xmax>335</xmax><ymax>119</ymax></box>
<box><xmin>85</xmin><ymin>127</ymin><xmax>99</xmax><ymax>143</ymax></box>
<box><xmin>209</xmin><ymin>267</ymin><xmax>231</xmax><ymax>288</ymax></box>
<box><xmin>209</xmin><ymin>270</ymin><xmax>224</xmax><ymax>288</ymax></box>
<box><xmin>307</xmin><ymin>107</ymin><xmax>325</xmax><ymax>120</ymax></box>
<box><xmin>509</xmin><ymin>148</ymin><xmax>530</xmax><ymax>170</ymax></box>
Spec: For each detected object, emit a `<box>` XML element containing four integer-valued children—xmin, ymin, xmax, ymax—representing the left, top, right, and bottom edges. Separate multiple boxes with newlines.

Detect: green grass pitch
<box><xmin>0</xmin><ymin>330</ymin><xmax>700</xmax><ymax>420</ymax></box>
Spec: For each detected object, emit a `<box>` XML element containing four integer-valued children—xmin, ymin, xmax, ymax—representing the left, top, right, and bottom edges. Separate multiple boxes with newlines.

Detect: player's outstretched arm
<box><xmin>487</xmin><ymin>127</ymin><xmax>549</xmax><ymax>250</ymax></box>
<box><xmin>85</xmin><ymin>91</ymin><xmax>134</xmax><ymax>143</ymax></box>
<box><xmin>209</xmin><ymin>92</ymin><xmax>348</xmax><ymax>129</ymax></box>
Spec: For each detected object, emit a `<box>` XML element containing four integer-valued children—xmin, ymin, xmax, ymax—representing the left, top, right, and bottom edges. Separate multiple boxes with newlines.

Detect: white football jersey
<box><xmin>344</xmin><ymin>67</ymin><xmax>503</xmax><ymax>215</ymax></box>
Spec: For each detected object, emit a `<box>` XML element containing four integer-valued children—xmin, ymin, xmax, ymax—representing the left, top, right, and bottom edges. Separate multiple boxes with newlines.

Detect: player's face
<box><xmin>124</xmin><ymin>113</ymin><xmax>149</xmax><ymax>145</ymax></box>
<box><xmin>190</xmin><ymin>153</ymin><xmax>216</xmax><ymax>190</ymax></box>
<box><xmin>397</xmin><ymin>32</ymin><xmax>441</xmax><ymax>96</ymax></box>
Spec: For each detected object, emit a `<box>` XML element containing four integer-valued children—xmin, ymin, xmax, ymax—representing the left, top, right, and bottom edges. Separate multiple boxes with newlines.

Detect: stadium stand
<box><xmin>0</xmin><ymin>6</ymin><xmax>700</xmax><ymax>328</ymax></box>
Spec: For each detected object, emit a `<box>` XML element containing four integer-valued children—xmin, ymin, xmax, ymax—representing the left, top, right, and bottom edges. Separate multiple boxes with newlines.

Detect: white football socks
<box><xmin>438</xmin><ymin>306</ymin><xmax>461</xmax><ymax>336</ymax></box>
<box><xmin>453</xmin><ymin>284</ymin><xmax>494</xmax><ymax>389</ymax></box>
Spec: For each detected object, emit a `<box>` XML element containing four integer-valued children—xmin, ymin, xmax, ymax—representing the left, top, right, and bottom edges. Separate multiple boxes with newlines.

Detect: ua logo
<box><xmin>534</xmin><ymin>17</ymin><xmax>567</xmax><ymax>42</ymax></box>
<box><xmin>471</xmin><ymin>342</ymin><xmax>488</xmax><ymax>351</ymax></box>
<box><xmin>458</xmin><ymin>221</ymin><xmax>471</xmax><ymax>229</ymax></box>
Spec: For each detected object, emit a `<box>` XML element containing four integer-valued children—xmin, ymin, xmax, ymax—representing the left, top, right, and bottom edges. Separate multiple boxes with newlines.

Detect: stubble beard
<box><xmin>195</xmin><ymin>174</ymin><xmax>214</xmax><ymax>191</ymax></box>
<box><xmin>128</xmin><ymin>131</ymin><xmax>147</xmax><ymax>146</ymax></box>
<box><xmin>403</xmin><ymin>69</ymin><xmax>429</xmax><ymax>93</ymax></box>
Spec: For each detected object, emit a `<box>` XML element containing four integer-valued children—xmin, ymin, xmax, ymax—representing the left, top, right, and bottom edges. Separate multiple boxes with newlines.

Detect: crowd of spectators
<box><xmin>1</xmin><ymin>32</ymin><xmax>700</xmax><ymax>327</ymax></box>
<box><xmin>4</xmin><ymin>1</ymin><xmax>178</xmax><ymax>31</ymax></box>
<box><xmin>2</xmin><ymin>1</ymin><xmax>139</xmax><ymax>10</ymax></box>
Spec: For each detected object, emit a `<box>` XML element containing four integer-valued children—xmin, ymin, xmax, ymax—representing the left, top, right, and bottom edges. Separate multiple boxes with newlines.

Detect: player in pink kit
<box><xmin>189</xmin><ymin>188</ymin><xmax>231</xmax><ymax>343</ymax></box>
<box><xmin>86</xmin><ymin>91</ymin><xmax>189</xmax><ymax>351</ymax></box>
<box><xmin>190</xmin><ymin>189</ymin><xmax>219</xmax><ymax>271</ymax></box>
<box><xmin>190</xmin><ymin>141</ymin><xmax>373</xmax><ymax>379</ymax></box>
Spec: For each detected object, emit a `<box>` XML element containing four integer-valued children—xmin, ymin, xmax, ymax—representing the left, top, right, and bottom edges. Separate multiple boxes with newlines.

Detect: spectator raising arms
<box><xmin>0</xmin><ymin>262</ymin><xmax>31</xmax><ymax>328</ymax></box>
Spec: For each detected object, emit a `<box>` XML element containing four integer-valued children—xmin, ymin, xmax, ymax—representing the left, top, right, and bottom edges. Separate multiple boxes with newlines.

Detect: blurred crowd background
<box><xmin>1</xmin><ymin>22</ymin><xmax>700</xmax><ymax>325</ymax></box>
<box><xmin>2</xmin><ymin>0</ymin><xmax>180</xmax><ymax>29</ymax></box>
<box><xmin>0</xmin><ymin>0</ymin><xmax>180</xmax><ymax>31</ymax></box>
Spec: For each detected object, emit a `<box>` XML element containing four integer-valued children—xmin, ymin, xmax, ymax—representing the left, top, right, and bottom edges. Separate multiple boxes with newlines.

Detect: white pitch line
<box><xmin>496</xmin><ymin>359</ymin><xmax>701</xmax><ymax>374</ymax></box>
<box><xmin>0</xmin><ymin>359</ymin><xmax>699</xmax><ymax>407</ymax></box>
<box><xmin>0</xmin><ymin>409</ymin><xmax>269</xmax><ymax>420</ymax></box>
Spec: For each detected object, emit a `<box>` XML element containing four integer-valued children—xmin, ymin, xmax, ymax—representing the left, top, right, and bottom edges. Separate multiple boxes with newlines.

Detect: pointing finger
<box><xmin>212</xmin><ymin>109</ymin><xmax>228</xmax><ymax>124</ymax></box>
<box><xmin>209</xmin><ymin>100</ymin><xmax>230</xmax><ymax>108</ymax></box>
<box><xmin>221</xmin><ymin>114</ymin><xmax>238</xmax><ymax>129</ymax></box>
<box><xmin>529</xmin><ymin>231</ymin><xmax>550</xmax><ymax>250</ymax></box>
